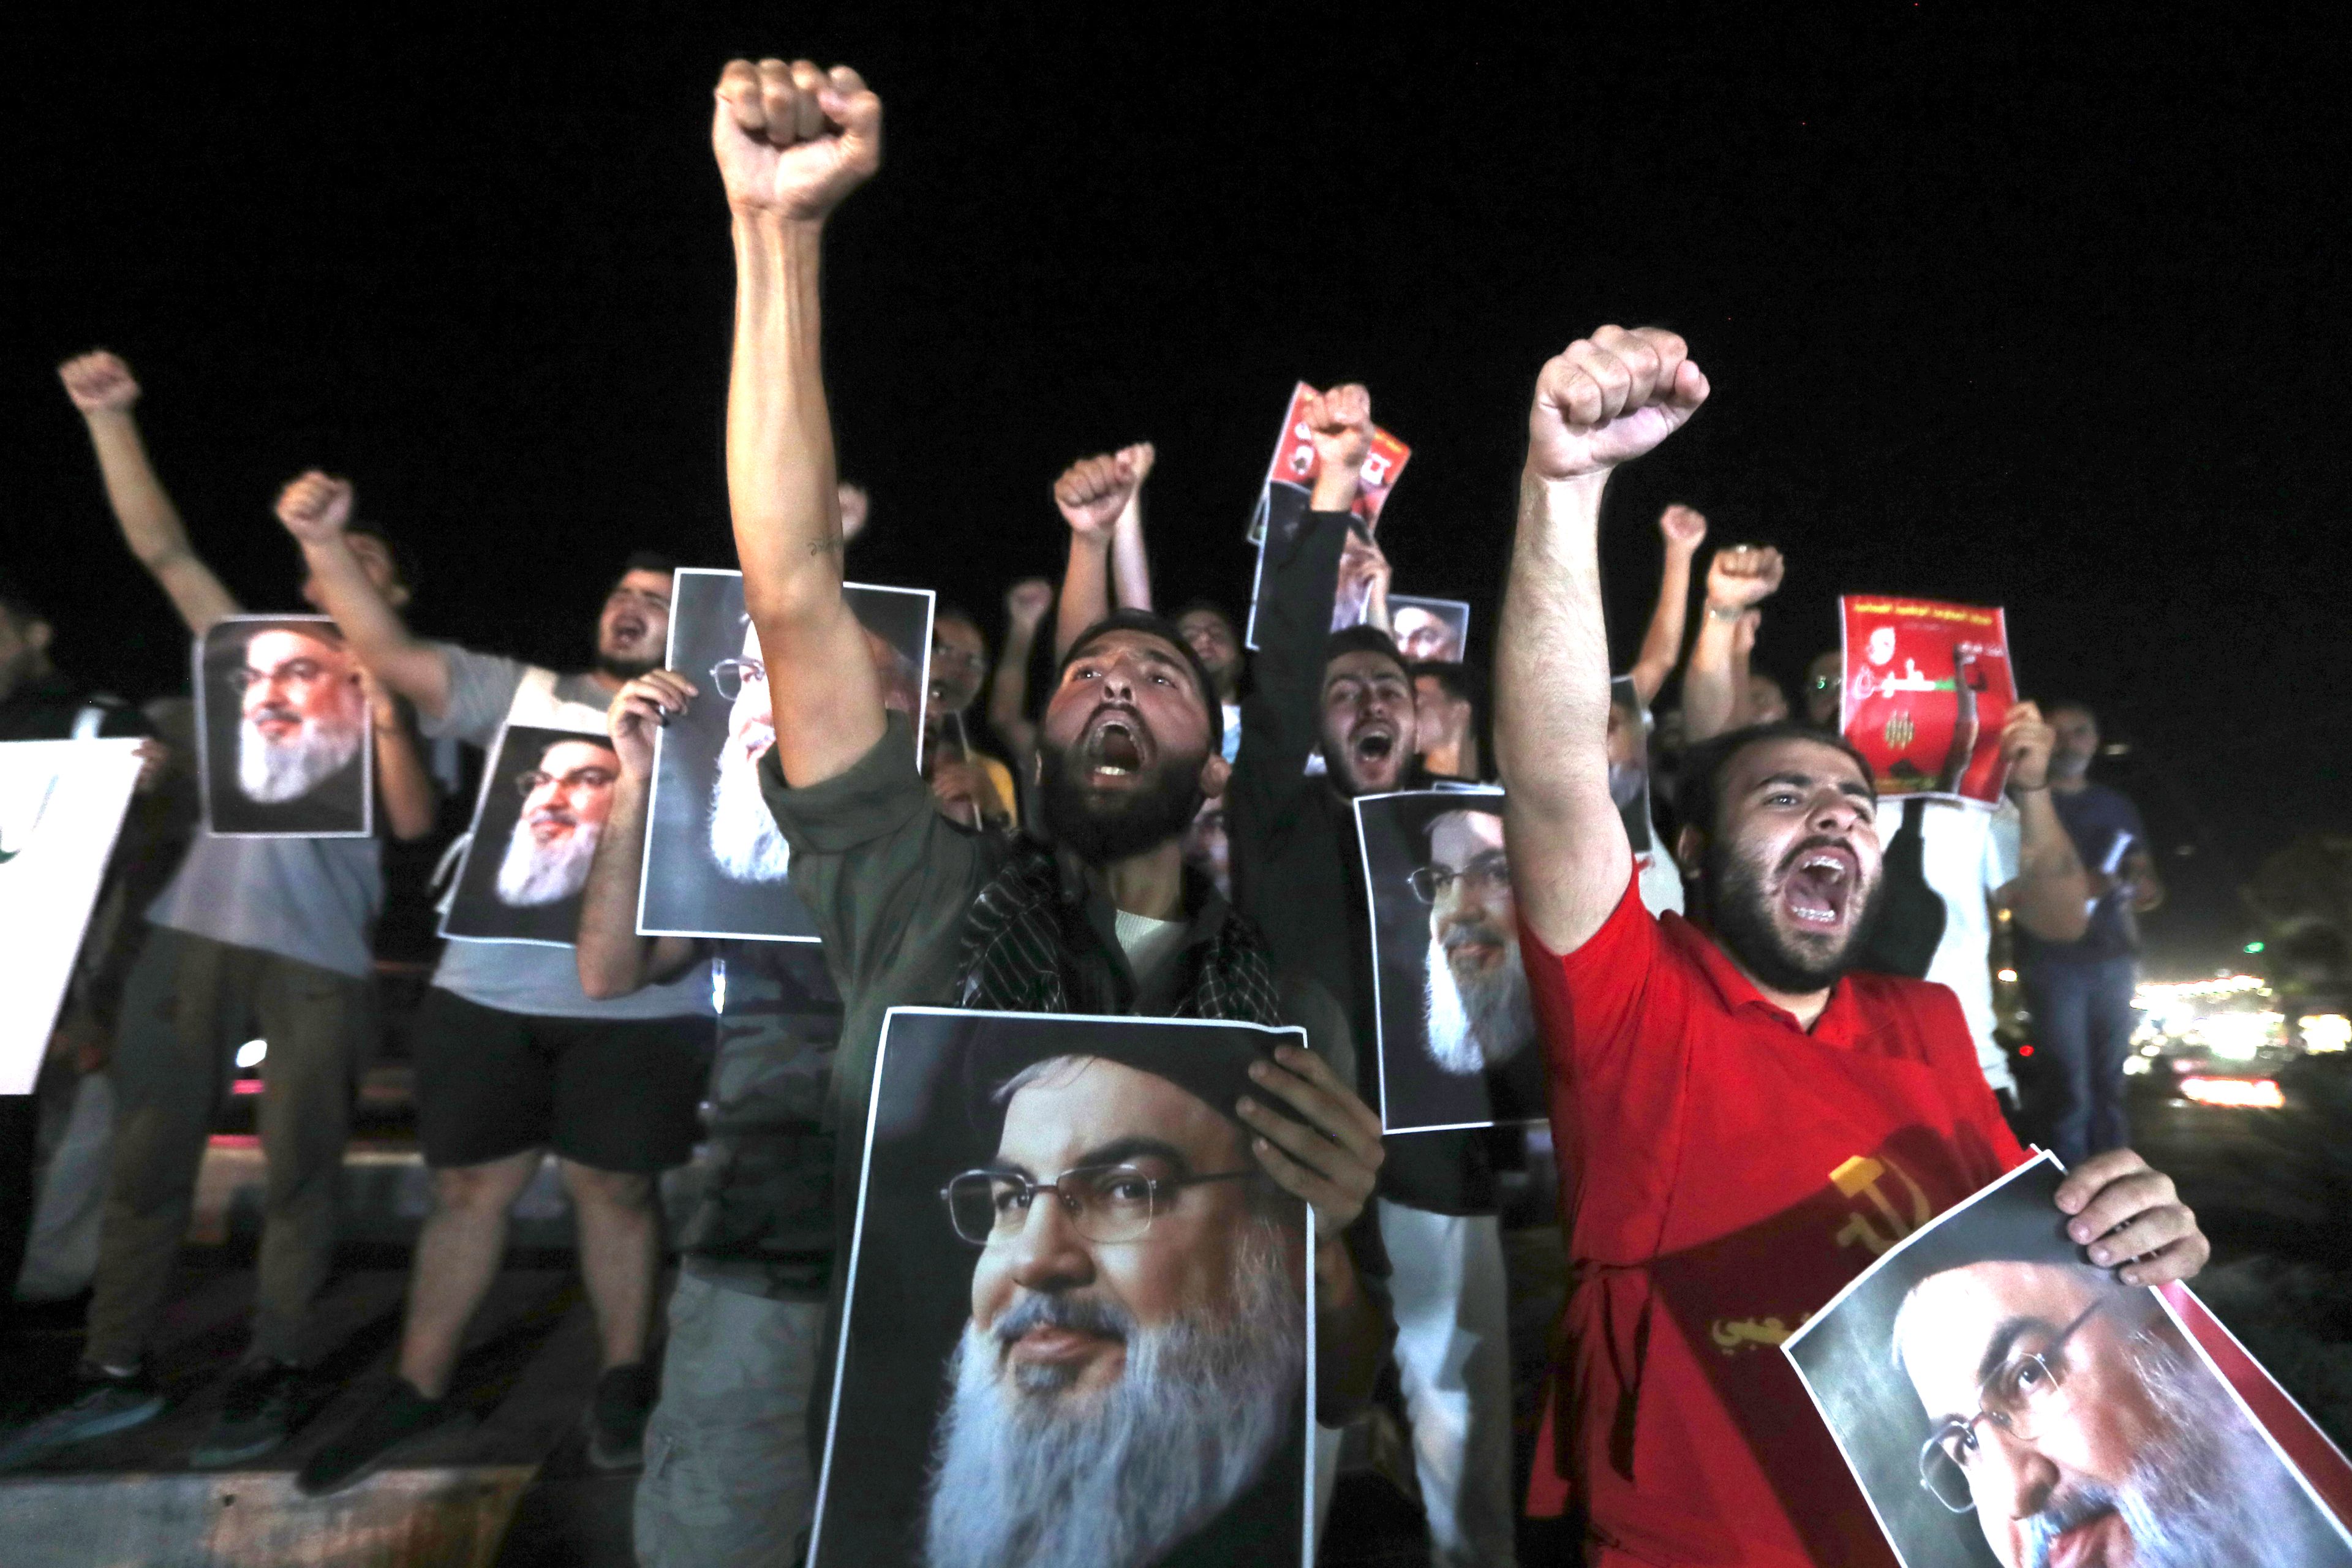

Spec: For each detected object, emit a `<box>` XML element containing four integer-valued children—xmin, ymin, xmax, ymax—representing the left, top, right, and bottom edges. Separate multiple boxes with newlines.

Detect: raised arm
<box><xmin>579</xmin><ymin>671</ymin><xmax>705</xmax><ymax>997</ymax></box>
<box><xmin>59</xmin><ymin>352</ymin><xmax>241</xmax><ymax>636</ymax></box>
<box><xmin>1678</xmin><ymin>543</ymin><xmax>1782</xmax><ymax>744</ymax></box>
<box><xmin>276</xmin><ymin>473</ymin><xmax>455</xmax><ymax>720</ymax></box>
<box><xmin>988</xmin><ymin>577</ymin><xmax>1053</xmax><ymax>765</ymax></box>
<box><xmin>1629</xmin><ymin>503</ymin><xmax>1706</xmax><ymax>706</ymax></box>
<box><xmin>1996</xmin><ymin>701</ymin><xmax>2092</xmax><ymax>942</ymax></box>
<box><xmin>364</xmin><ymin>672</ymin><xmax>439</xmax><ymax>841</ymax></box>
<box><xmin>1109</xmin><ymin>441</ymin><xmax>1155</xmax><ymax>611</ymax></box>
<box><xmin>715</xmin><ymin>58</ymin><xmax>888</xmax><ymax>788</ymax></box>
<box><xmin>1498</xmin><ymin>327</ymin><xmax>1708</xmax><ymax>954</ymax></box>
<box><xmin>1049</xmin><ymin>450</ymin><xmax>1143</xmax><ymax>659</ymax></box>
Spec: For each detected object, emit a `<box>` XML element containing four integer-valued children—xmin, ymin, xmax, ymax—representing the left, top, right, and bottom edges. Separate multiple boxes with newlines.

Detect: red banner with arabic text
<box><xmin>1838</xmin><ymin>596</ymin><xmax>2016</xmax><ymax>805</ymax></box>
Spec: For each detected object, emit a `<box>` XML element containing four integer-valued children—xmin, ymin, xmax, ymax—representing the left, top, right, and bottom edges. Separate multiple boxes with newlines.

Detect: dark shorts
<box><xmin>413</xmin><ymin>989</ymin><xmax>710</xmax><ymax>1173</ymax></box>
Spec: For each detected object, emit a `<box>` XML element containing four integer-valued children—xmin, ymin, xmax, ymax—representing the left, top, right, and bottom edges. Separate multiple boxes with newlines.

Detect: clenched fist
<box><xmin>276</xmin><ymin>472</ymin><xmax>355</xmax><ymax>545</ymax></box>
<box><xmin>1054</xmin><ymin>451</ymin><xmax>1141</xmax><ymax>538</ymax></box>
<box><xmin>1117</xmin><ymin>442</ymin><xmax>1158</xmax><ymax>488</ymax></box>
<box><xmin>1005</xmin><ymin>578</ymin><xmax>1054</xmax><ymax>626</ymax></box>
<box><xmin>1705</xmin><ymin>544</ymin><xmax>1784</xmax><ymax>612</ymax></box>
<box><xmin>1303</xmin><ymin>384</ymin><xmax>1372</xmax><ymax>477</ymax></box>
<box><xmin>1526</xmin><ymin>326</ymin><xmax>1708</xmax><ymax>482</ymax></box>
<box><xmin>59</xmin><ymin>350</ymin><xmax>141</xmax><ymax>415</ymax></box>
<box><xmin>1659</xmin><ymin>503</ymin><xmax>1708</xmax><ymax>553</ymax></box>
<box><xmin>712</xmin><ymin>58</ymin><xmax>882</xmax><ymax>220</ymax></box>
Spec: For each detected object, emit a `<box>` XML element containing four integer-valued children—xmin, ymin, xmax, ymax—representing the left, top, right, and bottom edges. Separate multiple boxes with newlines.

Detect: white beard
<box><xmin>494</xmin><ymin>815</ymin><xmax>599</xmax><ymax>907</ymax></box>
<box><xmin>707</xmin><ymin>745</ymin><xmax>791</xmax><ymax>883</ymax></box>
<box><xmin>238</xmin><ymin>713</ymin><xmax>361</xmax><ymax>804</ymax></box>
<box><xmin>922</xmin><ymin>1221</ymin><xmax>1304</xmax><ymax>1568</ymax></box>
<box><xmin>1422</xmin><ymin>930</ymin><xmax>1536</xmax><ymax>1076</ymax></box>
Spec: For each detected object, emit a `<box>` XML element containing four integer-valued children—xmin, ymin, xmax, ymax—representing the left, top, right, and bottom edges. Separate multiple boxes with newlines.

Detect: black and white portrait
<box><xmin>1353</xmin><ymin>788</ymin><xmax>1545</xmax><ymax>1134</ymax></box>
<box><xmin>194</xmin><ymin>614</ymin><xmax>372</xmax><ymax>837</ymax></box>
<box><xmin>440</xmin><ymin>723</ymin><xmax>619</xmax><ymax>945</ymax></box>
<box><xmin>640</xmin><ymin>568</ymin><xmax>932</xmax><ymax>940</ymax></box>
<box><xmin>1389</xmin><ymin>595</ymin><xmax>1471</xmax><ymax>665</ymax></box>
<box><xmin>811</xmin><ymin>1008</ymin><xmax>1313</xmax><ymax>1568</ymax></box>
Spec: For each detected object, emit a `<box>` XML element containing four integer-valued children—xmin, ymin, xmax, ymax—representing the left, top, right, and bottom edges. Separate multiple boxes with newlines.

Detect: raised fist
<box><xmin>1005</xmin><ymin>578</ymin><xmax>1054</xmax><ymax>626</ymax></box>
<box><xmin>58</xmin><ymin>350</ymin><xmax>141</xmax><ymax>414</ymax></box>
<box><xmin>2002</xmin><ymin>699</ymin><xmax>2055</xmax><ymax>795</ymax></box>
<box><xmin>837</xmin><ymin>481</ymin><xmax>871</xmax><ymax>542</ymax></box>
<box><xmin>1054</xmin><ymin>451</ymin><xmax>1139</xmax><ymax>538</ymax></box>
<box><xmin>1659</xmin><ymin>503</ymin><xmax>1708</xmax><ymax>552</ymax></box>
<box><xmin>1117</xmin><ymin>442</ymin><xmax>1158</xmax><ymax>488</ymax></box>
<box><xmin>275</xmin><ymin>471</ymin><xmax>355</xmax><ymax>545</ymax></box>
<box><xmin>1526</xmin><ymin>326</ymin><xmax>1708</xmax><ymax>482</ymax></box>
<box><xmin>1705</xmin><ymin>544</ymin><xmax>1784</xmax><ymax>611</ymax></box>
<box><xmin>1302</xmin><ymin>385</ymin><xmax>1373</xmax><ymax>476</ymax></box>
<box><xmin>712</xmin><ymin>59</ymin><xmax>882</xmax><ymax>220</ymax></box>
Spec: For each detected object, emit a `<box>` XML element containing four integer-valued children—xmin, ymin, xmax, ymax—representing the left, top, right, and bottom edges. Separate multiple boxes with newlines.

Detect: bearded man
<box><xmin>925</xmin><ymin>1047</ymin><xmax>1310</xmax><ymax>1568</ymax></box>
<box><xmin>660</xmin><ymin>55</ymin><xmax>1393</xmax><ymax>1567</ymax></box>
<box><xmin>232</xmin><ymin>625</ymin><xmax>368</xmax><ymax>826</ymax></box>
<box><xmin>1419</xmin><ymin>807</ymin><xmax>1536</xmax><ymax>1081</ymax></box>
<box><xmin>1496</xmin><ymin>321</ymin><xmax>2210</xmax><ymax>1566</ymax></box>
<box><xmin>495</xmin><ymin>737</ymin><xmax>618</xmax><ymax>908</ymax></box>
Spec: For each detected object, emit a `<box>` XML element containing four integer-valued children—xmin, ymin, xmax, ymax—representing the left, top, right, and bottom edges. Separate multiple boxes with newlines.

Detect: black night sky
<box><xmin>9</xmin><ymin>7</ymin><xmax>2348</xmax><ymax>969</ymax></box>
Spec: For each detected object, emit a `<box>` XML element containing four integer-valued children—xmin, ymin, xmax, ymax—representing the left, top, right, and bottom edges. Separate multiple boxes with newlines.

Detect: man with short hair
<box><xmin>1891</xmin><ymin>1231</ymin><xmax>2342</xmax><ymax>1567</ymax></box>
<box><xmin>1175</xmin><ymin>601</ymin><xmax>1246</xmax><ymax>763</ymax></box>
<box><xmin>1411</xmin><ymin>660</ymin><xmax>1483</xmax><ymax>783</ymax></box>
<box><xmin>1227</xmin><ymin>386</ymin><xmax>1520</xmax><ymax>1567</ymax></box>
<box><xmin>928</xmin><ymin>1043</ymin><xmax>1311</xmax><ymax>1568</ymax></box>
<box><xmin>925</xmin><ymin>606</ymin><xmax>1019</xmax><ymax>827</ymax></box>
<box><xmin>0</xmin><ymin>358</ymin><xmax>437</xmax><ymax>1476</ymax></box>
<box><xmin>700</xmin><ymin>51</ymin><xmax>1391</xmax><ymax>1559</ymax></box>
<box><xmin>1494</xmin><ymin>323</ymin><xmax>2209</xmax><ymax>1564</ymax></box>
<box><xmin>2021</xmin><ymin>700</ymin><xmax>2162</xmax><ymax>1164</ymax></box>
<box><xmin>277</xmin><ymin>472</ymin><xmax>712</xmax><ymax>1490</ymax></box>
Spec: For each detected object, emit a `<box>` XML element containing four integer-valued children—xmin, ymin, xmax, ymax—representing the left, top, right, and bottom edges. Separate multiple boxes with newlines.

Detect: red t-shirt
<box><xmin>1523</xmin><ymin>871</ymin><xmax>2026</xmax><ymax>1567</ymax></box>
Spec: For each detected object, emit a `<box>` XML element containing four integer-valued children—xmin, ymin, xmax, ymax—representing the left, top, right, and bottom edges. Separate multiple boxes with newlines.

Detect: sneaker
<box><xmin>295</xmin><ymin>1379</ymin><xmax>456</xmax><ymax>1496</ymax></box>
<box><xmin>189</xmin><ymin>1359</ymin><xmax>306</xmax><ymax>1469</ymax></box>
<box><xmin>583</xmin><ymin>1363</ymin><xmax>657</xmax><ymax>1471</ymax></box>
<box><xmin>0</xmin><ymin>1364</ymin><xmax>165</xmax><ymax>1473</ymax></box>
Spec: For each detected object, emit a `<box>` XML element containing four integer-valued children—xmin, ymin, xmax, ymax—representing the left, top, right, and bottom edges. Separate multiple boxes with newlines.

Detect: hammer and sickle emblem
<box><xmin>1829</xmin><ymin>1154</ymin><xmax>1932</xmax><ymax>1256</ymax></box>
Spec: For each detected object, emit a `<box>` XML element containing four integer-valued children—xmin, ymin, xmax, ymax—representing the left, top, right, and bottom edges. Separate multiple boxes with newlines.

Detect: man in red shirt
<box><xmin>1491</xmin><ymin>325</ymin><xmax>2211</xmax><ymax>1567</ymax></box>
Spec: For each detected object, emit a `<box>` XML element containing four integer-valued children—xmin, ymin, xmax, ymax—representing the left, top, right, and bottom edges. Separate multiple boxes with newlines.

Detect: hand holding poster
<box><xmin>1352</xmin><ymin>788</ymin><xmax>1546</xmax><ymax>1134</ymax></box>
<box><xmin>812</xmin><ymin>1008</ymin><xmax>1314</xmax><ymax>1568</ymax></box>
<box><xmin>440</xmin><ymin>723</ymin><xmax>618</xmax><ymax>946</ymax></box>
<box><xmin>1783</xmin><ymin>1154</ymin><xmax>2352</xmax><ymax>1568</ymax></box>
<box><xmin>194</xmin><ymin>614</ymin><xmax>374</xmax><ymax>837</ymax></box>
<box><xmin>639</xmin><ymin>568</ymin><xmax>933</xmax><ymax>941</ymax></box>
<box><xmin>1839</xmin><ymin>597</ymin><xmax>2016</xmax><ymax>806</ymax></box>
<box><xmin>1</xmin><ymin>739</ymin><xmax>145</xmax><ymax>1095</ymax></box>
<box><xmin>1243</xmin><ymin>382</ymin><xmax>1412</xmax><ymax>650</ymax></box>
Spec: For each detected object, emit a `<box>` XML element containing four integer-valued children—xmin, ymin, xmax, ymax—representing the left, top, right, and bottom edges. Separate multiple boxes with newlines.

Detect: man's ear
<box><xmin>1675</xmin><ymin>823</ymin><xmax>1707</xmax><ymax>882</ymax></box>
<box><xmin>1197</xmin><ymin>751</ymin><xmax>1231</xmax><ymax>803</ymax></box>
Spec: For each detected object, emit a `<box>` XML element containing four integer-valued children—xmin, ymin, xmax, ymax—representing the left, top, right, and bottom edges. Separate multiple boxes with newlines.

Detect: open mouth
<box><xmin>1083</xmin><ymin>709</ymin><xmax>1148</xmax><ymax>778</ymax></box>
<box><xmin>610</xmin><ymin>614</ymin><xmax>647</xmax><ymax>645</ymax></box>
<box><xmin>1779</xmin><ymin>842</ymin><xmax>1858</xmax><ymax>928</ymax></box>
<box><xmin>1351</xmin><ymin>724</ymin><xmax>1396</xmax><ymax>769</ymax></box>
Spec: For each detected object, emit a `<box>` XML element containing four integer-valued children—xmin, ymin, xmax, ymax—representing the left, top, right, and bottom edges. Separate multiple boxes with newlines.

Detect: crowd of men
<box><xmin>0</xmin><ymin>51</ymin><xmax>2207</xmax><ymax>1568</ymax></box>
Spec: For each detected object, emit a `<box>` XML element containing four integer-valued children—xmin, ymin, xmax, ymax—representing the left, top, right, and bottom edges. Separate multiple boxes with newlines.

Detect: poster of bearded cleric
<box><xmin>1352</xmin><ymin>788</ymin><xmax>1544</xmax><ymax>1134</ymax></box>
<box><xmin>638</xmin><ymin>568</ymin><xmax>933</xmax><ymax>940</ymax></box>
<box><xmin>1242</xmin><ymin>382</ymin><xmax>1411</xmax><ymax>650</ymax></box>
<box><xmin>810</xmin><ymin>1008</ymin><xmax>1314</xmax><ymax>1568</ymax></box>
<box><xmin>1388</xmin><ymin>595</ymin><xmax>1471</xmax><ymax>665</ymax></box>
<box><xmin>439</xmin><ymin>724</ymin><xmax>619</xmax><ymax>945</ymax></box>
<box><xmin>192</xmin><ymin>615</ymin><xmax>372</xmax><ymax>836</ymax></box>
<box><xmin>1784</xmin><ymin>1154</ymin><xmax>2352</xmax><ymax>1568</ymax></box>
<box><xmin>1839</xmin><ymin>597</ymin><xmax>2017</xmax><ymax>806</ymax></box>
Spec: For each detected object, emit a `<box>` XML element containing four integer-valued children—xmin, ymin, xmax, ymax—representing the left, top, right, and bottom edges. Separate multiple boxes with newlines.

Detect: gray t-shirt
<box><xmin>146</xmin><ymin>834</ymin><xmax>383</xmax><ymax>979</ymax></box>
<box><xmin>422</xmin><ymin>643</ymin><xmax>710</xmax><ymax>1020</ymax></box>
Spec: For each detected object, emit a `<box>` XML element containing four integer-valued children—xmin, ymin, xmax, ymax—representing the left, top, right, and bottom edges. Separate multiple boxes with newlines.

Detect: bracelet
<box><xmin>1706</xmin><ymin>603</ymin><xmax>1746</xmax><ymax>622</ymax></box>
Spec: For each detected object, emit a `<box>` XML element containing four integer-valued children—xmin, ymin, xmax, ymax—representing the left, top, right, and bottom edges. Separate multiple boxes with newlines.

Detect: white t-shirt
<box><xmin>1114</xmin><ymin>908</ymin><xmax>1189</xmax><ymax>993</ymax></box>
<box><xmin>1875</xmin><ymin>797</ymin><xmax>2022</xmax><ymax>1096</ymax></box>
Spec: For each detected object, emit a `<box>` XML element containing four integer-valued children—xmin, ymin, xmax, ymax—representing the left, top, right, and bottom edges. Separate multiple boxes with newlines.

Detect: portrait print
<box><xmin>1387</xmin><ymin>595</ymin><xmax>1471</xmax><ymax>665</ymax></box>
<box><xmin>640</xmin><ymin>568</ymin><xmax>933</xmax><ymax>940</ymax></box>
<box><xmin>1784</xmin><ymin>1154</ymin><xmax>2352</xmax><ymax>1568</ymax></box>
<box><xmin>811</xmin><ymin>1008</ymin><xmax>1314</xmax><ymax>1568</ymax></box>
<box><xmin>193</xmin><ymin>614</ymin><xmax>372</xmax><ymax>837</ymax></box>
<box><xmin>1242</xmin><ymin>382</ymin><xmax>1412</xmax><ymax>650</ymax></box>
<box><xmin>0</xmin><ymin>739</ymin><xmax>145</xmax><ymax>1095</ymax></box>
<box><xmin>440</xmin><ymin>723</ymin><xmax>619</xmax><ymax>946</ymax></box>
<box><xmin>1352</xmin><ymin>788</ymin><xmax>1545</xmax><ymax>1134</ymax></box>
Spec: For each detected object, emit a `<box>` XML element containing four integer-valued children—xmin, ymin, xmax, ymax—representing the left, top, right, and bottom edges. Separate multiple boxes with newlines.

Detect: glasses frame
<box><xmin>939</xmin><ymin>1161</ymin><xmax>1259</xmax><ymax>1248</ymax></box>
<box><xmin>227</xmin><ymin>658</ymin><xmax>336</xmax><ymax>696</ymax></box>
<box><xmin>710</xmin><ymin>657</ymin><xmax>767</xmax><ymax>702</ymax></box>
<box><xmin>1917</xmin><ymin>1294</ymin><xmax>2122</xmax><ymax>1513</ymax></box>
<box><xmin>1406</xmin><ymin>851</ymin><xmax>1510</xmax><ymax>905</ymax></box>
<box><xmin>513</xmin><ymin>765</ymin><xmax>617</xmax><ymax>800</ymax></box>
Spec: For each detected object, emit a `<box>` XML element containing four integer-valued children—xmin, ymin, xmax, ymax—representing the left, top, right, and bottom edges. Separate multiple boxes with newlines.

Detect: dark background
<box><xmin>642</xmin><ymin>569</ymin><xmax>932</xmax><ymax>939</ymax></box>
<box><xmin>11</xmin><ymin>6</ymin><xmax>2348</xmax><ymax>973</ymax></box>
